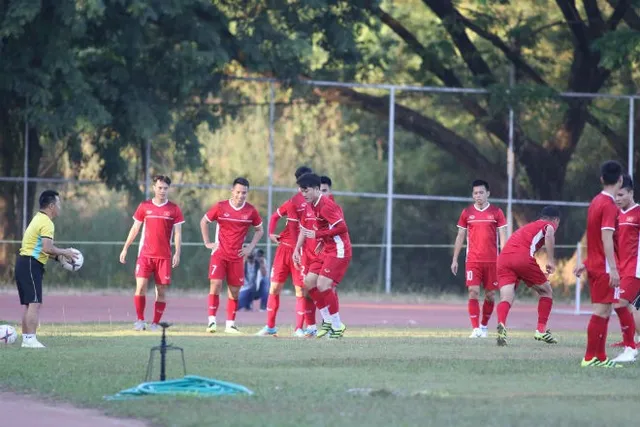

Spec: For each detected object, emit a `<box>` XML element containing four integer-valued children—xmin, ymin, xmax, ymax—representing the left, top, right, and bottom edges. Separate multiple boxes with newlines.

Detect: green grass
<box><xmin>1</xmin><ymin>324</ymin><xmax>639</xmax><ymax>427</ymax></box>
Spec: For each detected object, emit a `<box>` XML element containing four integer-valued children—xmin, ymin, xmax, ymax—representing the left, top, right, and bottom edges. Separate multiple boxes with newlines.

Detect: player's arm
<box><xmin>544</xmin><ymin>225</ymin><xmax>556</xmax><ymax>274</ymax></box>
<box><xmin>293</xmin><ymin>223</ymin><xmax>306</xmax><ymax>265</ymax></box>
<box><xmin>602</xmin><ymin>229</ymin><xmax>619</xmax><ymax>287</ymax></box>
<box><xmin>200</xmin><ymin>215</ymin><xmax>217</xmax><ymax>250</ymax></box>
<box><xmin>314</xmin><ymin>220</ymin><xmax>347</xmax><ymax>238</ymax></box>
<box><xmin>309</xmin><ymin>204</ymin><xmax>347</xmax><ymax>238</ymax></box>
<box><xmin>268</xmin><ymin>201</ymin><xmax>290</xmax><ymax>243</ymax></box>
<box><xmin>119</xmin><ymin>220</ymin><xmax>142</xmax><ymax>263</ymax></box>
<box><xmin>172</xmin><ymin>223</ymin><xmax>183</xmax><ymax>268</ymax></box>
<box><xmin>451</xmin><ymin>227</ymin><xmax>466</xmax><ymax>276</ymax></box>
<box><xmin>498</xmin><ymin>227</ymin><xmax>507</xmax><ymax>251</ymax></box>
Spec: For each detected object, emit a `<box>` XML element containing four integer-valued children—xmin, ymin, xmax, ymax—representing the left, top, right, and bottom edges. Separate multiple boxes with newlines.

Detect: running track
<box><xmin>0</xmin><ymin>293</ymin><xmax>601</xmax><ymax>332</ymax></box>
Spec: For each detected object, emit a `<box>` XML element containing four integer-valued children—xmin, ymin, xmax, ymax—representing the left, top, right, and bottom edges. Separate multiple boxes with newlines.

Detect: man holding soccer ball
<box><xmin>15</xmin><ymin>190</ymin><xmax>79</xmax><ymax>349</ymax></box>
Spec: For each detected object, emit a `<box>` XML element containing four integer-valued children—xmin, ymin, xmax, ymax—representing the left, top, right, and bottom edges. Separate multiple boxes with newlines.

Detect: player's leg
<box><xmin>134</xmin><ymin>257</ymin><xmax>152</xmax><ymax>330</ymax></box>
<box><xmin>582</xmin><ymin>271</ymin><xmax>619</xmax><ymax>367</ymax></box>
<box><xmin>149</xmin><ymin>259</ymin><xmax>171</xmax><ymax>330</ymax></box>
<box><xmin>479</xmin><ymin>263</ymin><xmax>498</xmax><ymax>336</ymax></box>
<box><xmin>610</xmin><ymin>277</ymin><xmax>640</xmax><ymax>362</ymax></box>
<box><xmin>206</xmin><ymin>253</ymin><xmax>226</xmax><ymax>333</ymax></box>
<box><xmin>19</xmin><ymin>257</ymin><xmax>45</xmax><ymax>348</ymax></box>
<box><xmin>293</xmin><ymin>285</ymin><xmax>306</xmax><ymax>337</ymax></box>
<box><xmin>530</xmin><ymin>282</ymin><xmax>557</xmax><ymax>344</ymax></box>
<box><xmin>224</xmin><ymin>259</ymin><xmax>245</xmax><ymax>334</ymax></box>
<box><xmin>299</xmin><ymin>260</ymin><xmax>318</xmax><ymax>337</ymax></box>
<box><xmin>258</xmin><ymin>246</ymin><xmax>289</xmax><ymax>335</ymax></box>
<box><xmin>317</xmin><ymin>257</ymin><xmax>350</xmax><ymax>339</ymax></box>
<box><xmin>304</xmin><ymin>268</ymin><xmax>333</xmax><ymax>337</ymax></box>
<box><xmin>495</xmin><ymin>258</ymin><xmax>517</xmax><ymax>346</ymax></box>
<box><xmin>465</xmin><ymin>263</ymin><xmax>482</xmax><ymax>337</ymax></box>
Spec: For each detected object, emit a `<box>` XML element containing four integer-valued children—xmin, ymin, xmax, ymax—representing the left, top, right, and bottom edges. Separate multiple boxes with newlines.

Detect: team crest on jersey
<box><xmin>242</xmin><ymin>215</ymin><xmax>248</xmax><ymax>219</ymax></box>
<box><xmin>224</xmin><ymin>212</ymin><xmax>230</xmax><ymax>217</ymax></box>
<box><xmin>146</xmin><ymin>210</ymin><xmax>152</xmax><ymax>214</ymax></box>
<box><xmin>627</xmin><ymin>216</ymin><xmax>635</xmax><ymax>222</ymax></box>
<box><xmin>164</xmin><ymin>211</ymin><xmax>171</xmax><ymax>216</ymax></box>
<box><xmin>488</xmin><ymin>215</ymin><xmax>494</xmax><ymax>220</ymax></box>
<box><xmin>469</xmin><ymin>215</ymin><xmax>475</xmax><ymax>219</ymax></box>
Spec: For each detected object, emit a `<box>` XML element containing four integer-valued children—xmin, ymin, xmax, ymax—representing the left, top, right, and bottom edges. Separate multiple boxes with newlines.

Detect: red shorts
<box><xmin>209</xmin><ymin>251</ymin><xmax>244</xmax><ymax>287</ymax></box>
<box><xmin>309</xmin><ymin>255</ymin><xmax>351</xmax><ymax>285</ymax></box>
<box><xmin>271</xmin><ymin>245</ymin><xmax>303</xmax><ymax>287</ymax></box>
<box><xmin>465</xmin><ymin>262</ymin><xmax>498</xmax><ymax>291</ymax></box>
<box><xmin>586</xmin><ymin>270</ymin><xmax>620</xmax><ymax>304</ymax></box>
<box><xmin>620</xmin><ymin>276</ymin><xmax>640</xmax><ymax>303</ymax></box>
<box><xmin>136</xmin><ymin>257</ymin><xmax>171</xmax><ymax>285</ymax></box>
<box><xmin>497</xmin><ymin>255</ymin><xmax>547</xmax><ymax>288</ymax></box>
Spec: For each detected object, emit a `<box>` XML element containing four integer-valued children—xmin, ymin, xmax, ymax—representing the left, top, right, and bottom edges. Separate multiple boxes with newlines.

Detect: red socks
<box><xmin>227</xmin><ymin>298</ymin><xmax>238</xmax><ymax>321</ymax></box>
<box><xmin>537</xmin><ymin>297</ymin><xmax>553</xmax><ymax>333</ymax></box>
<box><xmin>295</xmin><ymin>296</ymin><xmax>305</xmax><ymax>330</ymax></box>
<box><xmin>481</xmin><ymin>299</ymin><xmax>494</xmax><ymax>327</ymax></box>
<box><xmin>152</xmin><ymin>301</ymin><xmax>166</xmax><ymax>324</ymax></box>
<box><xmin>267</xmin><ymin>294</ymin><xmax>280</xmax><ymax>328</ymax></box>
<box><xmin>585</xmin><ymin>315</ymin><xmax>609</xmax><ymax>361</ymax></box>
<box><xmin>321</xmin><ymin>289</ymin><xmax>339</xmax><ymax>315</ymax></box>
<box><xmin>615</xmin><ymin>307</ymin><xmax>637</xmax><ymax>349</ymax></box>
<box><xmin>468</xmin><ymin>299</ymin><xmax>480</xmax><ymax>328</ymax></box>
<box><xmin>497</xmin><ymin>301</ymin><xmax>511</xmax><ymax>326</ymax></box>
<box><xmin>307</xmin><ymin>287</ymin><xmax>326</xmax><ymax>309</ymax></box>
<box><xmin>207</xmin><ymin>294</ymin><xmax>219</xmax><ymax>316</ymax></box>
<box><xmin>304</xmin><ymin>297</ymin><xmax>316</xmax><ymax>327</ymax></box>
<box><xmin>134</xmin><ymin>295</ymin><xmax>146</xmax><ymax>321</ymax></box>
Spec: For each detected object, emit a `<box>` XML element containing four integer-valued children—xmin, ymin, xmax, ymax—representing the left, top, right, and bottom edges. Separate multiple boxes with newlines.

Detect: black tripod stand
<box><xmin>145</xmin><ymin>322</ymin><xmax>187</xmax><ymax>382</ymax></box>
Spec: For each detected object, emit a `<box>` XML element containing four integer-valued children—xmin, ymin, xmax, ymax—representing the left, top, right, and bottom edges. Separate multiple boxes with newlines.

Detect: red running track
<box><xmin>0</xmin><ymin>293</ymin><xmax>601</xmax><ymax>332</ymax></box>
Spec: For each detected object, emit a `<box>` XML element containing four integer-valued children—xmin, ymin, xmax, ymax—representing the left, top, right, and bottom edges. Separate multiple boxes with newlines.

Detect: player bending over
<box><xmin>607</xmin><ymin>175</ymin><xmax>640</xmax><ymax>360</ymax></box>
<box><xmin>495</xmin><ymin>206</ymin><xmax>560</xmax><ymax>346</ymax></box>
<box><xmin>574</xmin><ymin>160</ymin><xmax>625</xmax><ymax>367</ymax></box>
<box><xmin>200</xmin><ymin>177</ymin><xmax>263</xmax><ymax>334</ymax></box>
<box><xmin>256</xmin><ymin>166</ymin><xmax>314</xmax><ymax>337</ymax></box>
<box><xmin>451</xmin><ymin>180</ymin><xmax>507</xmax><ymax>338</ymax></box>
<box><xmin>294</xmin><ymin>173</ymin><xmax>350</xmax><ymax>338</ymax></box>
<box><xmin>120</xmin><ymin>175</ymin><xmax>184</xmax><ymax>331</ymax></box>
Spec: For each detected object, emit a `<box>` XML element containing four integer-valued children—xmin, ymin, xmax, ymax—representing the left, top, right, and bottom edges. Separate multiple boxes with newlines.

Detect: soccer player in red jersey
<box><xmin>320</xmin><ymin>175</ymin><xmax>333</xmax><ymax>198</ymax></box>
<box><xmin>120</xmin><ymin>175</ymin><xmax>185</xmax><ymax>331</ymax></box>
<box><xmin>574</xmin><ymin>160</ymin><xmax>624</xmax><ymax>367</ymax></box>
<box><xmin>294</xmin><ymin>173</ymin><xmax>350</xmax><ymax>339</ymax></box>
<box><xmin>451</xmin><ymin>180</ymin><xmax>507</xmax><ymax>338</ymax></box>
<box><xmin>494</xmin><ymin>206</ymin><xmax>560</xmax><ymax>346</ymax></box>
<box><xmin>256</xmin><ymin>166</ymin><xmax>312</xmax><ymax>337</ymax></box>
<box><xmin>602</xmin><ymin>175</ymin><xmax>640</xmax><ymax>361</ymax></box>
<box><xmin>200</xmin><ymin>177</ymin><xmax>263</xmax><ymax>334</ymax></box>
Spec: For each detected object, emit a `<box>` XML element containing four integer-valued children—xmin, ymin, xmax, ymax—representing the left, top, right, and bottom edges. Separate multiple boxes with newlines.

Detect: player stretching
<box><xmin>451</xmin><ymin>180</ymin><xmax>507</xmax><ymax>338</ymax></box>
<box><xmin>602</xmin><ymin>175</ymin><xmax>639</xmax><ymax>361</ymax></box>
<box><xmin>574</xmin><ymin>160</ymin><xmax>625</xmax><ymax>367</ymax></box>
<box><xmin>16</xmin><ymin>190</ymin><xmax>78</xmax><ymax>348</ymax></box>
<box><xmin>256</xmin><ymin>166</ymin><xmax>313</xmax><ymax>337</ymax></box>
<box><xmin>120</xmin><ymin>175</ymin><xmax>184</xmax><ymax>331</ymax></box>
<box><xmin>200</xmin><ymin>177</ymin><xmax>263</xmax><ymax>334</ymax></box>
<box><xmin>494</xmin><ymin>206</ymin><xmax>560</xmax><ymax>346</ymax></box>
<box><xmin>294</xmin><ymin>173</ymin><xmax>350</xmax><ymax>338</ymax></box>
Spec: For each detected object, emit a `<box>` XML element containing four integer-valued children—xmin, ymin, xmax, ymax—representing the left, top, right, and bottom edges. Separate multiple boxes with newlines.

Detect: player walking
<box><xmin>120</xmin><ymin>175</ymin><xmax>184</xmax><ymax>331</ymax></box>
<box><xmin>256</xmin><ymin>166</ymin><xmax>313</xmax><ymax>337</ymax></box>
<box><xmin>294</xmin><ymin>173</ymin><xmax>350</xmax><ymax>339</ymax></box>
<box><xmin>574</xmin><ymin>160</ymin><xmax>626</xmax><ymax>367</ymax></box>
<box><xmin>16</xmin><ymin>190</ymin><xmax>79</xmax><ymax>348</ymax></box>
<box><xmin>200</xmin><ymin>177</ymin><xmax>263</xmax><ymax>334</ymax></box>
<box><xmin>451</xmin><ymin>180</ymin><xmax>507</xmax><ymax>338</ymax></box>
<box><xmin>494</xmin><ymin>206</ymin><xmax>561</xmax><ymax>346</ymax></box>
<box><xmin>599</xmin><ymin>174</ymin><xmax>639</xmax><ymax>361</ymax></box>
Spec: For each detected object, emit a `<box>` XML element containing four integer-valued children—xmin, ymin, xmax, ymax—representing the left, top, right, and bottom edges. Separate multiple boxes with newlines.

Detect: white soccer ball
<box><xmin>58</xmin><ymin>249</ymin><xmax>84</xmax><ymax>272</ymax></box>
<box><xmin>0</xmin><ymin>325</ymin><xmax>18</xmax><ymax>345</ymax></box>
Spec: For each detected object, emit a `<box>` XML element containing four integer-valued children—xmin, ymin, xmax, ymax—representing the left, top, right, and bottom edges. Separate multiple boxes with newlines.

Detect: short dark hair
<box><xmin>320</xmin><ymin>175</ymin><xmax>332</xmax><ymax>187</ymax></box>
<box><xmin>621</xmin><ymin>174</ymin><xmax>634</xmax><ymax>191</ymax></box>
<box><xmin>39</xmin><ymin>190</ymin><xmax>59</xmax><ymax>209</ymax></box>
<box><xmin>295</xmin><ymin>166</ymin><xmax>313</xmax><ymax>179</ymax></box>
<box><xmin>540</xmin><ymin>205</ymin><xmax>560</xmax><ymax>220</ymax></box>
<box><xmin>256</xmin><ymin>249</ymin><xmax>265</xmax><ymax>257</ymax></box>
<box><xmin>601</xmin><ymin>160</ymin><xmax>623</xmax><ymax>185</ymax></box>
<box><xmin>233</xmin><ymin>177</ymin><xmax>250</xmax><ymax>188</ymax></box>
<box><xmin>472</xmin><ymin>180</ymin><xmax>490</xmax><ymax>191</ymax></box>
<box><xmin>297</xmin><ymin>173</ymin><xmax>321</xmax><ymax>189</ymax></box>
<box><xmin>152</xmin><ymin>175</ymin><xmax>171</xmax><ymax>185</ymax></box>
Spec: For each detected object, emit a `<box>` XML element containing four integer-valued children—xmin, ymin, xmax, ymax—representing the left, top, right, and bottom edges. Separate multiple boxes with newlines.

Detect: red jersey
<box><xmin>585</xmin><ymin>192</ymin><xmax>618</xmax><ymax>273</ymax></box>
<box><xmin>269</xmin><ymin>193</ymin><xmax>306</xmax><ymax>247</ymax></box>
<box><xmin>205</xmin><ymin>200</ymin><xmax>262</xmax><ymax>260</ymax></box>
<box><xmin>307</xmin><ymin>195</ymin><xmax>352</xmax><ymax>259</ymax></box>
<box><xmin>617</xmin><ymin>204</ymin><xmax>640</xmax><ymax>278</ymax></box>
<box><xmin>457</xmin><ymin>204</ymin><xmax>507</xmax><ymax>263</ymax></box>
<box><xmin>133</xmin><ymin>200</ymin><xmax>185</xmax><ymax>259</ymax></box>
<box><xmin>500</xmin><ymin>219</ymin><xmax>557</xmax><ymax>258</ymax></box>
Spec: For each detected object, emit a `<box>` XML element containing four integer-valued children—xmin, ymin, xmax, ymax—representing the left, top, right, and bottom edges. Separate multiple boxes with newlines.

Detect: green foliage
<box><xmin>593</xmin><ymin>28</ymin><xmax>640</xmax><ymax>70</ymax></box>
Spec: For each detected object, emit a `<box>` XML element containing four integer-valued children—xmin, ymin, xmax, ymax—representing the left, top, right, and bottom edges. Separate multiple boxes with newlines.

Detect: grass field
<box><xmin>1</xmin><ymin>323</ymin><xmax>639</xmax><ymax>427</ymax></box>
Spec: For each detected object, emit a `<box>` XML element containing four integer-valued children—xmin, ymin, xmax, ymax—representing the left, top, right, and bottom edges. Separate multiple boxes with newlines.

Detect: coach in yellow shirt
<box><xmin>16</xmin><ymin>190</ymin><xmax>77</xmax><ymax>349</ymax></box>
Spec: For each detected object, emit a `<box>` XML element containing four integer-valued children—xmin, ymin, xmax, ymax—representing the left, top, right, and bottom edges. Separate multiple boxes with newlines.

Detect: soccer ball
<box><xmin>58</xmin><ymin>249</ymin><xmax>84</xmax><ymax>272</ymax></box>
<box><xmin>0</xmin><ymin>325</ymin><xmax>18</xmax><ymax>344</ymax></box>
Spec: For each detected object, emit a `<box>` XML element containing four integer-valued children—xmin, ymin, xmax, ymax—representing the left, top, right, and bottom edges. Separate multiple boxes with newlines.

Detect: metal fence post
<box><xmin>267</xmin><ymin>82</ymin><xmax>275</xmax><ymax>266</ymax></box>
<box><xmin>630</xmin><ymin>97</ymin><xmax>635</xmax><ymax>178</ymax></box>
<box><xmin>22</xmin><ymin>102</ymin><xmax>29</xmax><ymax>233</ymax></box>
<box><xmin>507</xmin><ymin>66</ymin><xmax>515</xmax><ymax>236</ymax></box>
<box><xmin>575</xmin><ymin>241</ymin><xmax>582</xmax><ymax>315</ymax></box>
<box><xmin>145</xmin><ymin>139</ymin><xmax>151</xmax><ymax>199</ymax></box>
<box><xmin>385</xmin><ymin>88</ymin><xmax>396</xmax><ymax>294</ymax></box>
